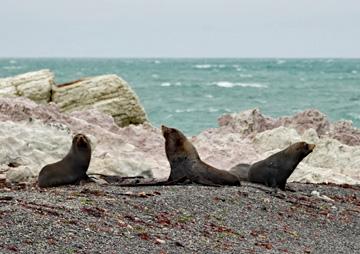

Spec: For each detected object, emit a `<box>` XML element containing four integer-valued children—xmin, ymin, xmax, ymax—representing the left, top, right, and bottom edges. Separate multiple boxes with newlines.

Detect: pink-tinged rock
<box><xmin>329</xmin><ymin>120</ymin><xmax>360</xmax><ymax>146</ymax></box>
<box><xmin>0</xmin><ymin>97</ymin><xmax>359</xmax><ymax>185</ymax></box>
<box><xmin>276</xmin><ymin>109</ymin><xmax>331</xmax><ymax>135</ymax></box>
<box><xmin>0</xmin><ymin>97</ymin><xmax>169</xmax><ymax>183</ymax></box>
<box><xmin>219</xmin><ymin>108</ymin><xmax>360</xmax><ymax>146</ymax></box>
<box><xmin>218</xmin><ymin>108</ymin><xmax>276</xmax><ymax>136</ymax></box>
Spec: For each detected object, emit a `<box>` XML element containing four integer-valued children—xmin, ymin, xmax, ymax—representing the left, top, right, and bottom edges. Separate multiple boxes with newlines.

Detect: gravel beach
<box><xmin>1</xmin><ymin>182</ymin><xmax>359</xmax><ymax>253</ymax></box>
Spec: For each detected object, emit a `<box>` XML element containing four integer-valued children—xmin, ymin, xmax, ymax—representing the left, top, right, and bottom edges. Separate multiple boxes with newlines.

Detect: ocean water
<box><xmin>0</xmin><ymin>58</ymin><xmax>359</xmax><ymax>135</ymax></box>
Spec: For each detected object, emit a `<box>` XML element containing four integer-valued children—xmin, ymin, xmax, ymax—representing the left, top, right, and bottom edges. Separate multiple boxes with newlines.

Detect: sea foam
<box><xmin>194</xmin><ymin>64</ymin><xmax>212</xmax><ymax>69</ymax></box>
<box><xmin>215</xmin><ymin>81</ymin><xmax>267</xmax><ymax>88</ymax></box>
<box><xmin>160</xmin><ymin>82</ymin><xmax>171</xmax><ymax>87</ymax></box>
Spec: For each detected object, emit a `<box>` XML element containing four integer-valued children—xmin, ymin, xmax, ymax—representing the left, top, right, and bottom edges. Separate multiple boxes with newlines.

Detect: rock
<box><xmin>1</xmin><ymin>70</ymin><xmax>148</xmax><ymax>128</ymax></box>
<box><xmin>0</xmin><ymin>95</ymin><xmax>360</xmax><ymax>186</ymax></box>
<box><xmin>329</xmin><ymin>120</ymin><xmax>360</xmax><ymax>146</ymax></box>
<box><xmin>0</xmin><ymin>69</ymin><xmax>54</xmax><ymax>103</ymax></box>
<box><xmin>193</xmin><ymin>127</ymin><xmax>261</xmax><ymax>170</ymax></box>
<box><xmin>218</xmin><ymin>108</ymin><xmax>276</xmax><ymax>135</ymax></box>
<box><xmin>52</xmin><ymin>75</ymin><xmax>148</xmax><ymax>127</ymax></box>
<box><xmin>6</xmin><ymin>166</ymin><xmax>33</xmax><ymax>184</ymax></box>
<box><xmin>253</xmin><ymin>127</ymin><xmax>360</xmax><ymax>185</ymax></box>
<box><xmin>219</xmin><ymin>108</ymin><xmax>360</xmax><ymax>146</ymax></box>
<box><xmin>277</xmin><ymin>109</ymin><xmax>330</xmax><ymax>136</ymax></box>
<box><xmin>253</xmin><ymin>126</ymin><xmax>301</xmax><ymax>152</ymax></box>
<box><xmin>0</xmin><ymin>97</ymin><xmax>167</xmax><ymax>184</ymax></box>
<box><xmin>197</xmin><ymin>109</ymin><xmax>360</xmax><ymax>185</ymax></box>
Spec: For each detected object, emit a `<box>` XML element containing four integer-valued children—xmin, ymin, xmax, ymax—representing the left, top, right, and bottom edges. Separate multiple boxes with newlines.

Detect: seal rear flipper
<box><xmin>229</xmin><ymin>163</ymin><xmax>251</xmax><ymax>181</ymax></box>
<box><xmin>88</xmin><ymin>173</ymin><xmax>145</xmax><ymax>180</ymax></box>
<box><xmin>99</xmin><ymin>176</ymin><xmax>151</xmax><ymax>185</ymax></box>
<box><xmin>190</xmin><ymin>175</ymin><xmax>221</xmax><ymax>187</ymax></box>
<box><xmin>117</xmin><ymin>176</ymin><xmax>189</xmax><ymax>186</ymax></box>
<box><xmin>88</xmin><ymin>173</ymin><xmax>145</xmax><ymax>182</ymax></box>
<box><xmin>78</xmin><ymin>176</ymin><xmax>96</xmax><ymax>185</ymax></box>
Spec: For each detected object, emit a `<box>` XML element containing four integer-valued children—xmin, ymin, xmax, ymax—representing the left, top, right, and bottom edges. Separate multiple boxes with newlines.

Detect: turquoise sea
<box><xmin>0</xmin><ymin>58</ymin><xmax>359</xmax><ymax>135</ymax></box>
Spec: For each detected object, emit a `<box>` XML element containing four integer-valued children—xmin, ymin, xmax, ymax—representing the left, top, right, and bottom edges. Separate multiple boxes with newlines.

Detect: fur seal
<box><xmin>93</xmin><ymin>126</ymin><xmax>240</xmax><ymax>187</ymax></box>
<box><xmin>230</xmin><ymin>142</ymin><xmax>315</xmax><ymax>190</ymax></box>
<box><xmin>38</xmin><ymin>134</ymin><xmax>92</xmax><ymax>188</ymax></box>
<box><xmin>162</xmin><ymin>125</ymin><xmax>240</xmax><ymax>186</ymax></box>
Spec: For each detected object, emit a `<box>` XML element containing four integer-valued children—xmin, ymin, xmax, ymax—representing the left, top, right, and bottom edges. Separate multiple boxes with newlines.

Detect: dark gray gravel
<box><xmin>0</xmin><ymin>182</ymin><xmax>359</xmax><ymax>253</ymax></box>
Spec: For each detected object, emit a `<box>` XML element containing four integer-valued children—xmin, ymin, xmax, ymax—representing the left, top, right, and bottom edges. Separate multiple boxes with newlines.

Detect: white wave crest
<box><xmin>208</xmin><ymin>107</ymin><xmax>219</xmax><ymax>112</ymax></box>
<box><xmin>3</xmin><ymin>65</ymin><xmax>23</xmax><ymax>70</ymax></box>
<box><xmin>215</xmin><ymin>81</ymin><xmax>267</xmax><ymax>88</ymax></box>
<box><xmin>175</xmin><ymin>108</ymin><xmax>196</xmax><ymax>113</ymax></box>
<box><xmin>348</xmin><ymin>112</ymin><xmax>360</xmax><ymax>120</ymax></box>
<box><xmin>160</xmin><ymin>82</ymin><xmax>171</xmax><ymax>87</ymax></box>
<box><xmin>239</xmin><ymin>73</ymin><xmax>253</xmax><ymax>78</ymax></box>
<box><xmin>194</xmin><ymin>64</ymin><xmax>212</xmax><ymax>69</ymax></box>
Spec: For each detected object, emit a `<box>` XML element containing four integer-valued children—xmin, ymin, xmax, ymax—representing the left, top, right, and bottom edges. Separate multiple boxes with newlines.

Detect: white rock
<box><xmin>1</xmin><ymin>96</ymin><xmax>360</xmax><ymax>186</ymax></box>
<box><xmin>311</xmin><ymin>190</ymin><xmax>334</xmax><ymax>202</ymax></box>
<box><xmin>0</xmin><ymin>119</ymin><xmax>167</xmax><ymax>184</ymax></box>
<box><xmin>52</xmin><ymin>75</ymin><xmax>148</xmax><ymax>127</ymax></box>
<box><xmin>0</xmin><ymin>69</ymin><xmax>54</xmax><ymax>103</ymax></box>
<box><xmin>6</xmin><ymin>166</ymin><xmax>33</xmax><ymax>183</ymax></box>
<box><xmin>254</xmin><ymin>126</ymin><xmax>301</xmax><ymax>152</ymax></box>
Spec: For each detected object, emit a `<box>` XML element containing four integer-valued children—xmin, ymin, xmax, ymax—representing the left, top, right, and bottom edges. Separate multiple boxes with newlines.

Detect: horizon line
<box><xmin>1</xmin><ymin>56</ymin><xmax>360</xmax><ymax>60</ymax></box>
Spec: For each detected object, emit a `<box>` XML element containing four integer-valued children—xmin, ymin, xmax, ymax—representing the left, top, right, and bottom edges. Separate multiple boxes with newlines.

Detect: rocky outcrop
<box><xmin>0</xmin><ymin>70</ymin><xmax>148</xmax><ymax>127</ymax></box>
<box><xmin>52</xmin><ymin>75</ymin><xmax>147</xmax><ymax>126</ymax></box>
<box><xmin>0</xmin><ymin>69</ymin><xmax>54</xmax><ymax>103</ymax></box>
<box><xmin>0</xmin><ymin>97</ymin><xmax>166</xmax><ymax>184</ymax></box>
<box><xmin>218</xmin><ymin>108</ymin><xmax>360</xmax><ymax>146</ymax></box>
<box><xmin>0</xmin><ymin>97</ymin><xmax>359</xmax><ymax>186</ymax></box>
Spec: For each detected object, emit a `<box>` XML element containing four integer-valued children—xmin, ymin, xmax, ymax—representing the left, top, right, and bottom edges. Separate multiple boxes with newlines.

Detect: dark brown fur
<box><xmin>230</xmin><ymin>142</ymin><xmax>315</xmax><ymax>190</ymax></box>
<box><xmin>38</xmin><ymin>134</ymin><xmax>92</xmax><ymax>188</ymax></box>
<box><xmin>162</xmin><ymin>125</ymin><xmax>240</xmax><ymax>186</ymax></box>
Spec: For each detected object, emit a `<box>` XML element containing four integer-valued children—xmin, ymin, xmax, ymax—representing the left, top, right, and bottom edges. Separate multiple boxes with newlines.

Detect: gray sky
<box><xmin>1</xmin><ymin>0</ymin><xmax>359</xmax><ymax>58</ymax></box>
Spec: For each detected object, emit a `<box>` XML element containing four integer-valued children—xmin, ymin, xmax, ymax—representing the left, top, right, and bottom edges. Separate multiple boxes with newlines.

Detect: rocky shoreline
<box><xmin>0</xmin><ymin>96</ymin><xmax>359</xmax><ymax>186</ymax></box>
<box><xmin>0</xmin><ymin>70</ymin><xmax>359</xmax><ymax>253</ymax></box>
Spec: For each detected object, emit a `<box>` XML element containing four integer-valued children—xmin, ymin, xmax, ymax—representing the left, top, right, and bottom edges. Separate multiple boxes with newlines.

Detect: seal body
<box><xmin>230</xmin><ymin>142</ymin><xmax>315</xmax><ymax>190</ymax></box>
<box><xmin>38</xmin><ymin>134</ymin><xmax>92</xmax><ymax>188</ymax></box>
<box><xmin>162</xmin><ymin>125</ymin><xmax>240</xmax><ymax>186</ymax></box>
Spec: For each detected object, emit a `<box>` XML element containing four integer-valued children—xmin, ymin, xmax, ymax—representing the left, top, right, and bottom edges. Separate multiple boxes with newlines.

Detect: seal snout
<box><xmin>308</xmin><ymin>144</ymin><xmax>316</xmax><ymax>151</ymax></box>
<box><xmin>74</xmin><ymin>134</ymin><xmax>89</xmax><ymax>148</ymax></box>
<box><xmin>161</xmin><ymin>125</ymin><xmax>169</xmax><ymax>135</ymax></box>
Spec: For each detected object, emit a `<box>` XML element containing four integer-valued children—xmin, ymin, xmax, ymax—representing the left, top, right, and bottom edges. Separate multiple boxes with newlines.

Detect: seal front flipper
<box><xmin>265</xmin><ymin>173</ymin><xmax>278</xmax><ymax>189</ymax></box>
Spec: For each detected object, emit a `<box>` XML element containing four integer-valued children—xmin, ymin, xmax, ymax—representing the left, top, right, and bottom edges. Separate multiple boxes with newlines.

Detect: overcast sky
<box><xmin>1</xmin><ymin>0</ymin><xmax>359</xmax><ymax>58</ymax></box>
